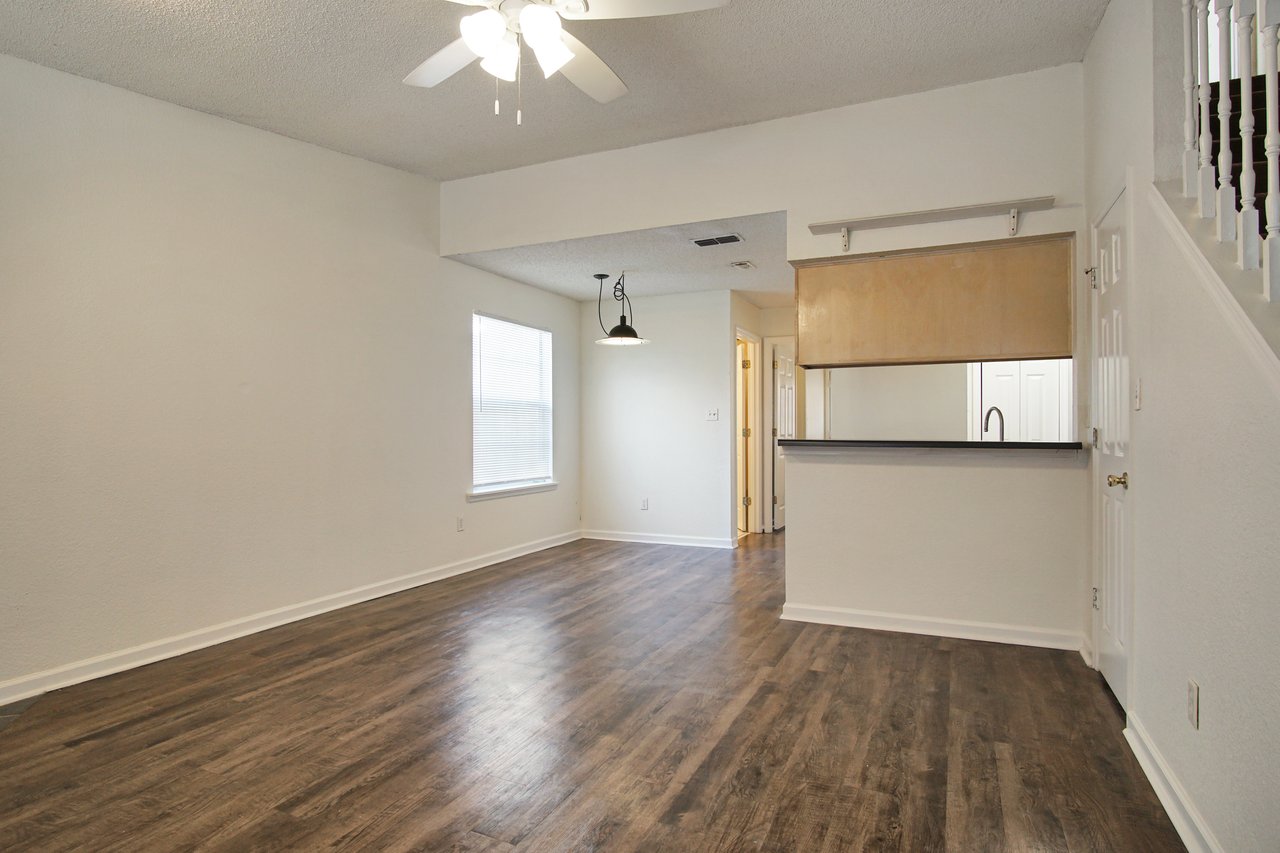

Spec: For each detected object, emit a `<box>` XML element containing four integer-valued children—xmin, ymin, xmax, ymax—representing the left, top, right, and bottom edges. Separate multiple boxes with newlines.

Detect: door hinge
<box><xmin>772</xmin><ymin>427</ymin><xmax>778</xmax><ymax>437</ymax></box>
<box><xmin>742</xmin><ymin>427</ymin><xmax>751</xmax><ymax>438</ymax></box>
<box><xmin>1091</xmin><ymin>427</ymin><xmax>1099</xmax><ymax>448</ymax></box>
<box><xmin>773</xmin><ymin>359</ymin><xmax>779</xmax><ymax>369</ymax></box>
<box><xmin>1092</xmin><ymin>587</ymin><xmax>1100</xmax><ymax>610</ymax></box>
<box><xmin>741</xmin><ymin>359</ymin><xmax>751</xmax><ymax>369</ymax></box>
<box><xmin>772</xmin><ymin>495</ymin><xmax>778</xmax><ymax>505</ymax></box>
<box><xmin>742</xmin><ymin>495</ymin><xmax>752</xmax><ymax>507</ymax></box>
<box><xmin>1085</xmin><ymin>267</ymin><xmax>1098</xmax><ymax>289</ymax></box>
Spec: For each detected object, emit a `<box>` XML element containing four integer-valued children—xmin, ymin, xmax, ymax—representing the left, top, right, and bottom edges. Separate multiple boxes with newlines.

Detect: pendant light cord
<box><xmin>597</xmin><ymin>272</ymin><xmax>633</xmax><ymax>334</ymax></box>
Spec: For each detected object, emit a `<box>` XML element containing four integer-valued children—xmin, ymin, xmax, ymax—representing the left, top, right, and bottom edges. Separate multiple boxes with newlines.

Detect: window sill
<box><xmin>466</xmin><ymin>481</ymin><xmax>559</xmax><ymax>502</ymax></box>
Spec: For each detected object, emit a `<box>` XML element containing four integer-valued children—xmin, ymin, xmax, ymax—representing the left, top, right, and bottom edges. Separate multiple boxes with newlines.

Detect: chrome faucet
<box><xmin>983</xmin><ymin>406</ymin><xmax>1005</xmax><ymax>442</ymax></box>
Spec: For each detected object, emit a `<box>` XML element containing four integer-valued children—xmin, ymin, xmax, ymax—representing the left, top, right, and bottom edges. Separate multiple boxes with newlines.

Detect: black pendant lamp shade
<box><xmin>601</xmin><ymin>315</ymin><xmax>644</xmax><ymax>345</ymax></box>
<box><xmin>595</xmin><ymin>272</ymin><xmax>649</xmax><ymax>346</ymax></box>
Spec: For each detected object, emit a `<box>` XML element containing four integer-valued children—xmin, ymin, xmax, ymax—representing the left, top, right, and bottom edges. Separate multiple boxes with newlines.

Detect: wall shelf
<box><xmin>809</xmin><ymin>196</ymin><xmax>1056</xmax><ymax>248</ymax></box>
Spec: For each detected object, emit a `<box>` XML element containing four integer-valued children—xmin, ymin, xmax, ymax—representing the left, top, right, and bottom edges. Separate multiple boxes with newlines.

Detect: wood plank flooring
<box><xmin>0</xmin><ymin>534</ymin><xmax>1183</xmax><ymax>851</ymax></box>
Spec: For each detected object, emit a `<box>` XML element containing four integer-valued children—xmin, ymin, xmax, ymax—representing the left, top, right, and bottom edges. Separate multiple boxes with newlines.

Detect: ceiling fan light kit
<box><xmin>479</xmin><ymin>32</ymin><xmax>520</xmax><ymax>82</ymax></box>
<box><xmin>518</xmin><ymin>4</ymin><xmax>575</xmax><ymax>77</ymax></box>
<box><xmin>403</xmin><ymin>0</ymin><xmax>731</xmax><ymax>119</ymax></box>
<box><xmin>459</xmin><ymin>9</ymin><xmax>507</xmax><ymax>57</ymax></box>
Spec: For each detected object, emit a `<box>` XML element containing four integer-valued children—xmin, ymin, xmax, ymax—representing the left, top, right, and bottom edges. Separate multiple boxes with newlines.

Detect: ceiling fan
<box><xmin>403</xmin><ymin>0</ymin><xmax>730</xmax><ymax>107</ymax></box>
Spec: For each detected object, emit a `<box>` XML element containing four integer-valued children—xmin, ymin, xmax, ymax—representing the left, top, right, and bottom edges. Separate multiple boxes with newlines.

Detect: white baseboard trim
<box><xmin>781</xmin><ymin>603</ymin><xmax>1084</xmax><ymax>651</ymax></box>
<box><xmin>0</xmin><ymin>531</ymin><xmax>582</xmax><ymax>706</ymax></box>
<box><xmin>581</xmin><ymin>530</ymin><xmax>737</xmax><ymax>550</ymax></box>
<box><xmin>1079</xmin><ymin>634</ymin><xmax>1096</xmax><ymax>668</ymax></box>
<box><xmin>1124</xmin><ymin>714</ymin><xmax>1223</xmax><ymax>853</ymax></box>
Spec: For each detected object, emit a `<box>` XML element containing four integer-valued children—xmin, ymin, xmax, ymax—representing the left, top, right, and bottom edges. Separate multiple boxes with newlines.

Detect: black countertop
<box><xmin>779</xmin><ymin>439</ymin><xmax>1085</xmax><ymax>451</ymax></box>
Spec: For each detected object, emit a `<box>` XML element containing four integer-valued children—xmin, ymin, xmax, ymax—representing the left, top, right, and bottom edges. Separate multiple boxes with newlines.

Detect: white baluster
<box><xmin>1262</xmin><ymin>2</ymin><xmax>1280</xmax><ymax>299</ymax></box>
<box><xmin>1199</xmin><ymin>1</ymin><xmax>1217</xmax><ymax>217</ymax></box>
<box><xmin>1217</xmin><ymin>0</ymin><xmax>1238</xmax><ymax>242</ymax></box>
<box><xmin>1186</xmin><ymin>0</ymin><xmax>1201</xmax><ymax>196</ymax></box>
<box><xmin>1240</xmin><ymin>1</ymin><xmax>1260</xmax><ymax>267</ymax></box>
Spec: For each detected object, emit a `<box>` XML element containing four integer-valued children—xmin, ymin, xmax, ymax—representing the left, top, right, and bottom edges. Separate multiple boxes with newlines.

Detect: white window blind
<box><xmin>472</xmin><ymin>314</ymin><xmax>553</xmax><ymax>491</ymax></box>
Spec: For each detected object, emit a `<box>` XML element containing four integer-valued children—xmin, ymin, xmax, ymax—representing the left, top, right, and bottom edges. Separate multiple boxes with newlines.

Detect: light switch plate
<box><xmin>706</xmin><ymin>408</ymin><xmax>719</xmax><ymax>421</ymax></box>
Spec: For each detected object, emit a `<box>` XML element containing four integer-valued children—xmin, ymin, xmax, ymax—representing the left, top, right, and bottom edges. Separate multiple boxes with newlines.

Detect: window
<box><xmin>471</xmin><ymin>313</ymin><xmax>554</xmax><ymax>498</ymax></box>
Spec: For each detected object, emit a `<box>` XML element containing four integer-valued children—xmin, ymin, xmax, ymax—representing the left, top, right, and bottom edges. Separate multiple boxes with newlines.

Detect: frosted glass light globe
<box><xmin>460</xmin><ymin>9</ymin><xmax>507</xmax><ymax>58</ymax></box>
<box><xmin>479</xmin><ymin>33</ymin><xmax>520</xmax><ymax>82</ymax></box>
<box><xmin>518</xmin><ymin>4</ymin><xmax>562</xmax><ymax>48</ymax></box>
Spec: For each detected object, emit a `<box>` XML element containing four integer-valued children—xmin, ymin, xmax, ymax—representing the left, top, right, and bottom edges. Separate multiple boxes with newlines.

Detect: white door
<box><xmin>772</xmin><ymin>341</ymin><xmax>797</xmax><ymax>530</ymax></box>
<box><xmin>1019</xmin><ymin>360</ymin><xmax>1063</xmax><ymax>442</ymax></box>
<box><xmin>1094</xmin><ymin>190</ymin><xmax>1133</xmax><ymax>709</ymax></box>
<box><xmin>970</xmin><ymin>359</ymin><xmax>1072</xmax><ymax>441</ymax></box>
<box><xmin>979</xmin><ymin>361</ymin><xmax>1021</xmax><ymax>441</ymax></box>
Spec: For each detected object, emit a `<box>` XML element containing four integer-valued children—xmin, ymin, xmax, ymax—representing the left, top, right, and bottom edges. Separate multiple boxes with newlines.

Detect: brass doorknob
<box><xmin>1107</xmin><ymin>472</ymin><xmax>1129</xmax><ymax>489</ymax></box>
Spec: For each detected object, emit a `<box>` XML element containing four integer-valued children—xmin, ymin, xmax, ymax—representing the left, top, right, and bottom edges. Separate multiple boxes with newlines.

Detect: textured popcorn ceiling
<box><xmin>455</xmin><ymin>212</ymin><xmax>794</xmax><ymax>307</ymax></box>
<box><xmin>0</xmin><ymin>0</ymin><xmax>1108</xmax><ymax>179</ymax></box>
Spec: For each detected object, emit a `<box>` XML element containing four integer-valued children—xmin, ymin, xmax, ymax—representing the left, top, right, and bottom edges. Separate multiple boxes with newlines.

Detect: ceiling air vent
<box><xmin>729</xmin><ymin>260</ymin><xmax>756</xmax><ymax>271</ymax></box>
<box><xmin>691</xmin><ymin>233</ymin><xmax>743</xmax><ymax>247</ymax></box>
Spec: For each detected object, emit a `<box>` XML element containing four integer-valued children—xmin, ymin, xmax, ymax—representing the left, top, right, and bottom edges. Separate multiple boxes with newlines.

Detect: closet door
<box><xmin>1019</xmin><ymin>360</ymin><xmax>1063</xmax><ymax>441</ymax></box>
<box><xmin>978</xmin><ymin>361</ymin><xmax>1021</xmax><ymax>441</ymax></box>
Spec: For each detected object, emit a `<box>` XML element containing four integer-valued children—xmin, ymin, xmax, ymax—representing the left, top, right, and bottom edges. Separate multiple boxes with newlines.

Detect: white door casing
<box><xmin>1093</xmin><ymin>188</ymin><xmax>1134</xmax><ymax>710</ymax></box>
<box><xmin>734</xmin><ymin>332</ymin><xmax>764</xmax><ymax>539</ymax></box>
<box><xmin>768</xmin><ymin>339</ymin><xmax>797</xmax><ymax>530</ymax></box>
<box><xmin>736</xmin><ymin>339</ymin><xmax>749</xmax><ymax>536</ymax></box>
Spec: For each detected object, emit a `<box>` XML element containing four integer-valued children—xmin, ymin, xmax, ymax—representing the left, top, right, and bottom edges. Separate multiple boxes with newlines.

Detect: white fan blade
<box><xmin>403</xmin><ymin>38</ymin><xmax>477</xmax><ymax>88</ymax></box>
<box><xmin>557</xmin><ymin>0</ymin><xmax>728</xmax><ymax>20</ymax></box>
<box><xmin>441</xmin><ymin>0</ymin><xmax>490</xmax><ymax>5</ymax></box>
<box><xmin>559</xmin><ymin>32</ymin><xmax>627</xmax><ymax>103</ymax></box>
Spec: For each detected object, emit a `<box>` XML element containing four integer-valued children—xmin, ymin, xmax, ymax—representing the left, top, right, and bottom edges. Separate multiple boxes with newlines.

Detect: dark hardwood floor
<box><xmin>0</xmin><ymin>535</ymin><xmax>1182</xmax><ymax>851</ymax></box>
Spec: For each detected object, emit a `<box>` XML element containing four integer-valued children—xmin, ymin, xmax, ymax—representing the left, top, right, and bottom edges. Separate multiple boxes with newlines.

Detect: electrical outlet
<box><xmin>706</xmin><ymin>408</ymin><xmax>719</xmax><ymax>421</ymax></box>
<box><xmin>640</xmin><ymin>498</ymin><xmax>649</xmax><ymax>511</ymax></box>
<box><xmin>456</xmin><ymin>516</ymin><xmax>464</xmax><ymax>533</ymax></box>
<box><xmin>1187</xmin><ymin>679</ymin><xmax>1200</xmax><ymax>730</ymax></box>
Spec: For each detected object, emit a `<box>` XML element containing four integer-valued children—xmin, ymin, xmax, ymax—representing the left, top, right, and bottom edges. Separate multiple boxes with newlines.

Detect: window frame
<box><xmin>467</xmin><ymin>311</ymin><xmax>557</xmax><ymax>501</ymax></box>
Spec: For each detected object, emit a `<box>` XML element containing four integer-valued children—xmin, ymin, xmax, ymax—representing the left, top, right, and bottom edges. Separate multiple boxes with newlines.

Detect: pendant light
<box><xmin>595</xmin><ymin>273</ymin><xmax>649</xmax><ymax>346</ymax></box>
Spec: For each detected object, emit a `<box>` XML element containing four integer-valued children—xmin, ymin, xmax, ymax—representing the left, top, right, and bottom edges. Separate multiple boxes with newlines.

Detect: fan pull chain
<box><xmin>516</xmin><ymin>36</ymin><xmax>523</xmax><ymax>127</ymax></box>
<box><xmin>494</xmin><ymin>77</ymin><xmax>500</xmax><ymax>116</ymax></box>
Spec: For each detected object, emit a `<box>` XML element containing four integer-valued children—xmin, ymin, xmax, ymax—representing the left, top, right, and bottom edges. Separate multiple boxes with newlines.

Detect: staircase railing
<box><xmin>1182</xmin><ymin>0</ymin><xmax>1280</xmax><ymax>300</ymax></box>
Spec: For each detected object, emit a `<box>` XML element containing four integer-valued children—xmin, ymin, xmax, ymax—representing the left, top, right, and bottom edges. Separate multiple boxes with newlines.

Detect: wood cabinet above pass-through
<box><xmin>794</xmin><ymin>234</ymin><xmax>1074</xmax><ymax>368</ymax></box>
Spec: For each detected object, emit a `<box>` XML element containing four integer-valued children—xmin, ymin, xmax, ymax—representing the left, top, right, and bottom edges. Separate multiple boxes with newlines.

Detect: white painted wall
<box><xmin>801</xmin><ymin>370</ymin><xmax>825</xmax><ymax>440</ymax></box>
<box><xmin>758</xmin><ymin>305</ymin><xmax>796</xmax><ymax>339</ymax></box>
<box><xmin>1085</xmin><ymin>1</ymin><xmax>1280</xmax><ymax>849</ymax></box>
<box><xmin>441</xmin><ymin>65</ymin><xmax>1087</xmax><ymax>264</ymax></box>
<box><xmin>826</xmin><ymin>363</ymin><xmax>968</xmax><ymax>440</ymax></box>
<box><xmin>0</xmin><ymin>55</ymin><xmax>581</xmax><ymax>698</ymax></box>
<box><xmin>783</xmin><ymin>447</ymin><xmax>1089</xmax><ymax>648</ymax></box>
<box><xmin>579</xmin><ymin>290</ymin><xmax>735</xmax><ymax>548</ymax></box>
<box><xmin>1128</xmin><ymin>190</ymin><xmax>1280</xmax><ymax>851</ymax></box>
<box><xmin>1084</xmin><ymin>0</ymin><xmax>1155</xmax><ymax>214</ymax></box>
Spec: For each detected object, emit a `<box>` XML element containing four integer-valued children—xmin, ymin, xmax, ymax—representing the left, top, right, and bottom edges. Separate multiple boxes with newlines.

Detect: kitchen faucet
<box><xmin>983</xmin><ymin>406</ymin><xmax>1005</xmax><ymax>442</ymax></box>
